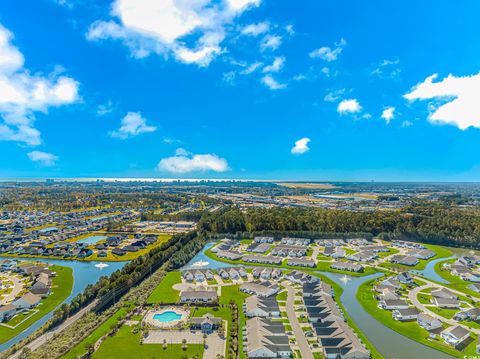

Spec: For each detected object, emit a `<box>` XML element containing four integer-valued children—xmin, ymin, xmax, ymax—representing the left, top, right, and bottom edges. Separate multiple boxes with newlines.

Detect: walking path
<box><xmin>285</xmin><ymin>284</ymin><xmax>313</xmax><ymax>359</ymax></box>
<box><xmin>9</xmin><ymin>299</ymin><xmax>99</xmax><ymax>359</ymax></box>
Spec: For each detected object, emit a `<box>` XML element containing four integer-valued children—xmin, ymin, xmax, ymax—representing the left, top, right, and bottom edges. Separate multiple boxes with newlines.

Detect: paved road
<box><xmin>0</xmin><ymin>274</ymin><xmax>23</xmax><ymax>305</ymax></box>
<box><xmin>408</xmin><ymin>283</ymin><xmax>480</xmax><ymax>335</ymax></box>
<box><xmin>9</xmin><ymin>299</ymin><xmax>99</xmax><ymax>359</ymax></box>
<box><xmin>285</xmin><ymin>284</ymin><xmax>313</xmax><ymax>359</ymax></box>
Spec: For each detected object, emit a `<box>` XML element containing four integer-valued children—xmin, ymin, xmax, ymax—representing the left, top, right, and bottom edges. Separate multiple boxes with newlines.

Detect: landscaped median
<box><xmin>0</xmin><ymin>264</ymin><xmax>73</xmax><ymax>344</ymax></box>
<box><xmin>357</xmin><ymin>277</ymin><xmax>478</xmax><ymax>357</ymax></box>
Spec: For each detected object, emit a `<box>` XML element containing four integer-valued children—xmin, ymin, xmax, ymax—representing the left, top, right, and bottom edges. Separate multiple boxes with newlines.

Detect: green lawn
<box><xmin>219</xmin><ymin>285</ymin><xmax>249</xmax><ymax>359</ymax></box>
<box><xmin>147</xmin><ymin>271</ymin><xmax>182</xmax><ymax>304</ymax></box>
<box><xmin>376</xmin><ymin>248</ymin><xmax>400</xmax><ymax>258</ymax></box>
<box><xmin>434</xmin><ymin>259</ymin><xmax>480</xmax><ymax>298</ymax></box>
<box><xmin>0</xmin><ymin>264</ymin><xmax>73</xmax><ymax>344</ymax></box>
<box><xmin>357</xmin><ymin>278</ymin><xmax>477</xmax><ymax>357</ymax></box>
<box><xmin>276</xmin><ymin>291</ymin><xmax>288</xmax><ymax>301</ymax></box>
<box><xmin>428</xmin><ymin>306</ymin><xmax>458</xmax><ymax>319</ymax></box>
<box><xmin>93</xmin><ymin>326</ymin><xmax>204</xmax><ymax>359</ymax></box>
<box><xmin>417</xmin><ymin>293</ymin><xmax>432</xmax><ymax>304</ymax></box>
<box><xmin>61</xmin><ymin>308</ymin><xmax>129</xmax><ymax>359</ymax></box>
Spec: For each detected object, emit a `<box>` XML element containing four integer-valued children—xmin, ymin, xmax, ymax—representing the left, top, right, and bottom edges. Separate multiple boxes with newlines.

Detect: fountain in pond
<box><xmin>95</xmin><ymin>262</ymin><xmax>109</xmax><ymax>269</ymax></box>
<box><xmin>190</xmin><ymin>260</ymin><xmax>209</xmax><ymax>268</ymax></box>
<box><xmin>340</xmin><ymin>274</ymin><xmax>351</xmax><ymax>284</ymax></box>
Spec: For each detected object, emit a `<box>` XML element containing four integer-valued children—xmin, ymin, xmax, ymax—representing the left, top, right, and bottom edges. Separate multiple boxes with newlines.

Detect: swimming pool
<box><xmin>153</xmin><ymin>311</ymin><xmax>182</xmax><ymax>323</ymax></box>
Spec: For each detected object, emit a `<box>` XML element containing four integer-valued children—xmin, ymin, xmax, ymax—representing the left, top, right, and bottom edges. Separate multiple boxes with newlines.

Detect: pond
<box><xmin>411</xmin><ymin>255</ymin><xmax>456</xmax><ymax>284</ymax></box>
<box><xmin>320</xmin><ymin>272</ymin><xmax>454</xmax><ymax>359</ymax></box>
<box><xmin>76</xmin><ymin>235</ymin><xmax>108</xmax><ymax>245</ymax></box>
<box><xmin>181</xmin><ymin>242</ymin><xmax>239</xmax><ymax>270</ymax></box>
<box><xmin>38</xmin><ymin>227</ymin><xmax>58</xmax><ymax>233</ymax></box>
<box><xmin>0</xmin><ymin>257</ymin><xmax>128</xmax><ymax>352</ymax></box>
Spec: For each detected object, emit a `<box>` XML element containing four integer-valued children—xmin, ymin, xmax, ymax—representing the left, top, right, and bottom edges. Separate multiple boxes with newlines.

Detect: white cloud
<box><xmin>381</xmin><ymin>107</ymin><xmax>395</xmax><ymax>123</ymax></box>
<box><xmin>285</xmin><ymin>24</ymin><xmax>294</xmax><ymax>36</ymax></box>
<box><xmin>241</xmin><ymin>22</ymin><xmax>269</xmax><ymax>37</ymax></box>
<box><xmin>401</xmin><ymin>120</ymin><xmax>413</xmax><ymax>127</ymax></box>
<box><xmin>262</xmin><ymin>57</ymin><xmax>285</xmax><ymax>73</ymax></box>
<box><xmin>87</xmin><ymin>0</ymin><xmax>261</xmax><ymax>66</ymax></box>
<box><xmin>261</xmin><ymin>75</ymin><xmax>286</xmax><ymax>90</ymax></box>
<box><xmin>109</xmin><ymin>112</ymin><xmax>156</xmax><ymax>139</ymax></box>
<box><xmin>372</xmin><ymin>58</ymin><xmax>401</xmax><ymax>79</ymax></box>
<box><xmin>240</xmin><ymin>61</ymin><xmax>263</xmax><ymax>75</ymax></box>
<box><xmin>158</xmin><ymin>150</ymin><xmax>229</xmax><ymax>174</ymax></box>
<box><xmin>0</xmin><ymin>24</ymin><xmax>79</xmax><ymax>146</ymax></box>
<box><xmin>260</xmin><ymin>34</ymin><xmax>282</xmax><ymax>51</ymax></box>
<box><xmin>97</xmin><ymin>100</ymin><xmax>115</xmax><ymax>116</ymax></box>
<box><xmin>337</xmin><ymin>99</ymin><xmax>362</xmax><ymax>114</ymax></box>
<box><xmin>291</xmin><ymin>137</ymin><xmax>310</xmax><ymax>154</ymax></box>
<box><xmin>27</xmin><ymin>151</ymin><xmax>58</xmax><ymax>166</ymax></box>
<box><xmin>404</xmin><ymin>73</ymin><xmax>480</xmax><ymax>130</ymax></box>
<box><xmin>324</xmin><ymin>88</ymin><xmax>348</xmax><ymax>102</ymax></box>
<box><xmin>309</xmin><ymin>38</ymin><xmax>346</xmax><ymax>62</ymax></box>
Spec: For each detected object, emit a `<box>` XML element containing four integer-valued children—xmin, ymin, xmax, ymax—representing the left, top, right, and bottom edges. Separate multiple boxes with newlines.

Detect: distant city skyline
<box><xmin>1</xmin><ymin>1</ymin><xmax>480</xmax><ymax>181</ymax></box>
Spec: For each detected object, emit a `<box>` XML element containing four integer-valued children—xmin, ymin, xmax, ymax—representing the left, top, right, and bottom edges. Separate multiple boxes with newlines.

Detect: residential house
<box><xmin>180</xmin><ymin>288</ymin><xmax>218</xmax><ymax>304</ymax></box>
<box><xmin>330</xmin><ymin>261</ymin><xmax>364</xmax><ymax>273</ymax></box>
<box><xmin>432</xmin><ymin>297</ymin><xmax>461</xmax><ymax>309</ymax></box>
<box><xmin>440</xmin><ymin>326</ymin><xmax>470</xmax><ymax>346</ymax></box>
<box><xmin>378</xmin><ymin>299</ymin><xmax>409</xmax><ymax>310</ymax></box>
<box><xmin>189</xmin><ymin>313</ymin><xmax>221</xmax><ymax>334</ymax></box>
<box><xmin>13</xmin><ymin>292</ymin><xmax>41</xmax><ymax>309</ymax></box>
<box><xmin>0</xmin><ymin>304</ymin><xmax>16</xmax><ymax>322</ymax></box>
<box><xmin>393</xmin><ymin>307</ymin><xmax>420</xmax><ymax>321</ymax></box>
<box><xmin>245</xmin><ymin>317</ymin><xmax>292</xmax><ymax>358</ymax></box>
<box><xmin>244</xmin><ymin>296</ymin><xmax>280</xmax><ymax>318</ymax></box>
<box><xmin>417</xmin><ymin>313</ymin><xmax>442</xmax><ymax>331</ymax></box>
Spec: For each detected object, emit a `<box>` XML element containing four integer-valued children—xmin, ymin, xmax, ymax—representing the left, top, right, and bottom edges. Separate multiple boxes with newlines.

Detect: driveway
<box><xmin>285</xmin><ymin>284</ymin><xmax>313</xmax><ymax>359</ymax></box>
<box><xmin>0</xmin><ymin>274</ymin><xmax>23</xmax><ymax>305</ymax></box>
<box><xmin>408</xmin><ymin>283</ymin><xmax>480</xmax><ymax>335</ymax></box>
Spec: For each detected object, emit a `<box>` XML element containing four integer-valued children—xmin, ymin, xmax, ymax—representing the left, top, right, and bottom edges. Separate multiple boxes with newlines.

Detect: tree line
<box><xmin>198</xmin><ymin>206</ymin><xmax>480</xmax><ymax>248</ymax></box>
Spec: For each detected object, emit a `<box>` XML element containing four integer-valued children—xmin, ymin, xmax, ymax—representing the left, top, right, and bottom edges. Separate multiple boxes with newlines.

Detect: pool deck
<box><xmin>143</xmin><ymin>307</ymin><xmax>189</xmax><ymax>329</ymax></box>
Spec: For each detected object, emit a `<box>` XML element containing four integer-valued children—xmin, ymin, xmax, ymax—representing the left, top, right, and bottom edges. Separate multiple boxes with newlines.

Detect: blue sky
<box><xmin>1</xmin><ymin>0</ymin><xmax>480</xmax><ymax>180</ymax></box>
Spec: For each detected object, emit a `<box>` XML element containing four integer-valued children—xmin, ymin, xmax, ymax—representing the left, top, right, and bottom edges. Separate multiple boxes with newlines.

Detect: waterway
<box><xmin>321</xmin><ymin>272</ymin><xmax>454</xmax><ymax>359</ymax></box>
<box><xmin>411</xmin><ymin>256</ymin><xmax>456</xmax><ymax>284</ymax></box>
<box><xmin>0</xmin><ymin>257</ymin><xmax>128</xmax><ymax>352</ymax></box>
<box><xmin>76</xmin><ymin>235</ymin><xmax>107</xmax><ymax>245</ymax></box>
<box><xmin>181</xmin><ymin>242</ymin><xmax>238</xmax><ymax>270</ymax></box>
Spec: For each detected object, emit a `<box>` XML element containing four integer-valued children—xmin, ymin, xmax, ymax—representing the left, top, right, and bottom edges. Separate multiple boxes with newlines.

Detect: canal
<box><xmin>321</xmin><ymin>272</ymin><xmax>454</xmax><ymax>359</ymax></box>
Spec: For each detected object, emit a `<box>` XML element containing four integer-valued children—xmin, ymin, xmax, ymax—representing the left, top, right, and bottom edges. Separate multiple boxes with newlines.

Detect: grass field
<box><xmin>146</xmin><ymin>271</ymin><xmax>181</xmax><ymax>304</ymax></box>
<box><xmin>0</xmin><ymin>265</ymin><xmax>73</xmax><ymax>344</ymax></box>
<box><xmin>357</xmin><ymin>278</ymin><xmax>477</xmax><ymax>357</ymax></box>
<box><xmin>61</xmin><ymin>308</ymin><xmax>129</xmax><ymax>359</ymax></box>
<box><xmin>93</xmin><ymin>326</ymin><xmax>204</xmax><ymax>359</ymax></box>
